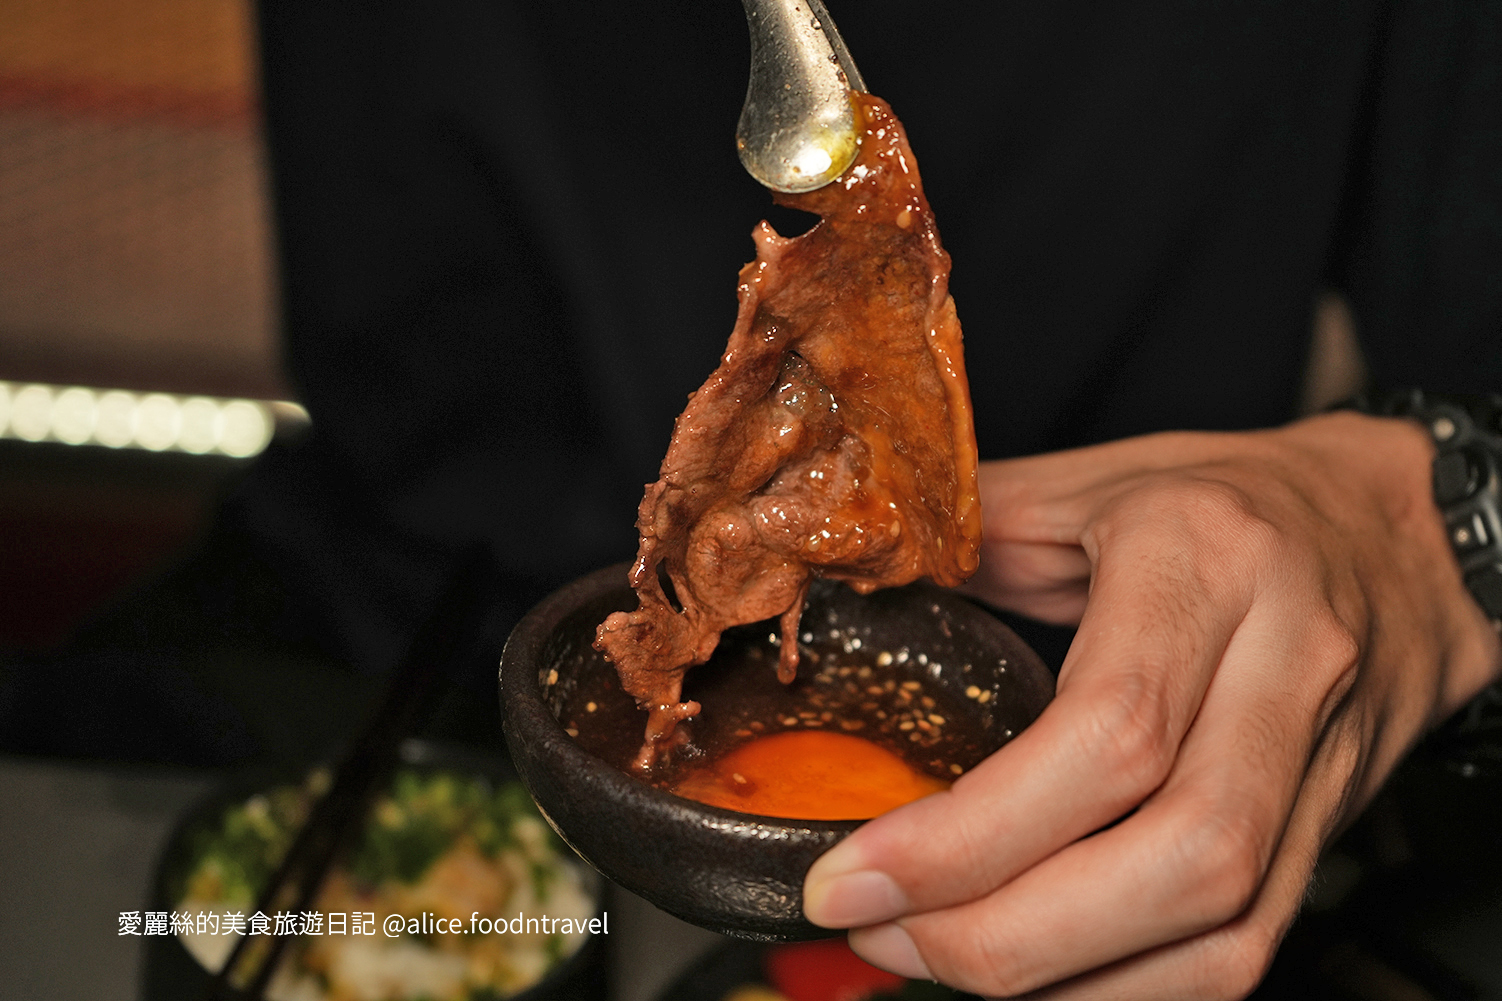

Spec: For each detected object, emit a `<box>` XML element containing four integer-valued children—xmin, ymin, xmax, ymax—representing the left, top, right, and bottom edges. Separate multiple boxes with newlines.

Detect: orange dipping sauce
<box><xmin>669</xmin><ymin>730</ymin><xmax>950</xmax><ymax>820</ymax></box>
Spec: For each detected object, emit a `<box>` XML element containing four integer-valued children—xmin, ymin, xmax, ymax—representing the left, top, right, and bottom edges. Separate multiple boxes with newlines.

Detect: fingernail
<box><xmin>803</xmin><ymin>869</ymin><xmax>908</xmax><ymax>927</ymax></box>
<box><xmin>849</xmin><ymin>922</ymin><xmax>932</xmax><ymax>980</ymax></box>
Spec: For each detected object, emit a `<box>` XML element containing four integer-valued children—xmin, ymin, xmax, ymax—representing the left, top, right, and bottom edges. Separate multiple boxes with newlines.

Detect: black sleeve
<box><xmin>1331</xmin><ymin>0</ymin><xmax>1502</xmax><ymax>395</ymax></box>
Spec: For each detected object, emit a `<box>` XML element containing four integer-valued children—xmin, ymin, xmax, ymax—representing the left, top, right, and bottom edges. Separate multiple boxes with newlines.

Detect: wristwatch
<box><xmin>1367</xmin><ymin>389</ymin><xmax>1502</xmax><ymax>629</ymax></box>
<box><xmin>1345</xmin><ymin>390</ymin><xmax>1502</xmax><ymax>775</ymax></box>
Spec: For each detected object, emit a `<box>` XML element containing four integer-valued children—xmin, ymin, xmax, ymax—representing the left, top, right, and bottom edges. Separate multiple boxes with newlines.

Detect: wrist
<box><xmin>1338</xmin><ymin>390</ymin><xmax>1502</xmax><ymax>769</ymax></box>
<box><xmin>1343</xmin><ymin>390</ymin><xmax>1502</xmax><ymax>630</ymax></box>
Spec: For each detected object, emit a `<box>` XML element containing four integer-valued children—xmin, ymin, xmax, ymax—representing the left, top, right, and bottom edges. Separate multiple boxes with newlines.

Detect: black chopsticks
<box><xmin>206</xmin><ymin>550</ymin><xmax>498</xmax><ymax>999</ymax></box>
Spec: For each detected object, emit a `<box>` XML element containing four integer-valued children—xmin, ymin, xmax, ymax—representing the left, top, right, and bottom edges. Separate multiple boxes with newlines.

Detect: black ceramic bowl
<box><xmin>500</xmin><ymin>565</ymin><xmax>1054</xmax><ymax>942</ymax></box>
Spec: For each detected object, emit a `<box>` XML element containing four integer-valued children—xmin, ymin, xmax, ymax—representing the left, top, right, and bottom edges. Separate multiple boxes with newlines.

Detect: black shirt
<box><xmin>240</xmin><ymin>0</ymin><xmax>1502</xmax><ymax>672</ymax></box>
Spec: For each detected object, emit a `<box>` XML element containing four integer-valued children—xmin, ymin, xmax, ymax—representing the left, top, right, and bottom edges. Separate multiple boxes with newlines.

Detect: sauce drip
<box><xmin>669</xmin><ymin>730</ymin><xmax>949</xmax><ymax>820</ymax></box>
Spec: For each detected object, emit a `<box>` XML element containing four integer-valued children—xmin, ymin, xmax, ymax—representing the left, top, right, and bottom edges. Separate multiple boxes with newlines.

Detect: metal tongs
<box><xmin>736</xmin><ymin>0</ymin><xmax>867</xmax><ymax>193</ymax></box>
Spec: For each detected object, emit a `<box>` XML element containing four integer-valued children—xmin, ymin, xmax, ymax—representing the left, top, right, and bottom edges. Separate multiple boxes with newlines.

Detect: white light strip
<box><xmin>0</xmin><ymin>381</ymin><xmax>307</xmax><ymax>458</ymax></box>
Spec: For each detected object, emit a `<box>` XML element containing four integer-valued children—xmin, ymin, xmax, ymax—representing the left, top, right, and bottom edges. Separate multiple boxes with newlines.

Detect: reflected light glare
<box><xmin>0</xmin><ymin>379</ymin><xmax>297</xmax><ymax>456</ymax></box>
<box><xmin>51</xmin><ymin>387</ymin><xmax>98</xmax><ymax>445</ymax></box>
<box><xmin>219</xmin><ymin>400</ymin><xmax>271</xmax><ymax>458</ymax></box>
<box><xmin>135</xmin><ymin>394</ymin><xmax>181</xmax><ymax>451</ymax></box>
<box><xmin>11</xmin><ymin>384</ymin><xmax>54</xmax><ymax>441</ymax></box>
<box><xmin>790</xmin><ymin>145</ymin><xmax>834</xmax><ymax>178</ymax></box>
<box><xmin>94</xmin><ymin>391</ymin><xmax>138</xmax><ymax>448</ymax></box>
<box><xmin>178</xmin><ymin>397</ymin><xmax>221</xmax><ymax>454</ymax></box>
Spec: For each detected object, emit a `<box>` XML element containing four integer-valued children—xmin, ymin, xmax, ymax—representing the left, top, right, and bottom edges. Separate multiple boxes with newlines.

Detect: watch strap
<box><xmin>1365</xmin><ymin>389</ymin><xmax>1502</xmax><ymax>628</ymax></box>
<box><xmin>1342</xmin><ymin>390</ymin><xmax>1502</xmax><ymax>775</ymax></box>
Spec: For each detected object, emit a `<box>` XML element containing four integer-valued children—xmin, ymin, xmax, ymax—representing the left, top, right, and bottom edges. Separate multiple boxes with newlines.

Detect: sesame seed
<box><xmin>965</xmin><ymin>685</ymin><xmax>981</xmax><ymax>699</ymax></box>
<box><xmin>929</xmin><ymin>714</ymin><xmax>946</xmax><ymax>726</ymax></box>
<box><xmin>949</xmin><ymin>763</ymin><xmax>963</xmax><ymax>776</ymax></box>
<box><xmin>901</xmin><ymin>680</ymin><xmax>922</xmax><ymax>691</ymax></box>
<box><xmin>546</xmin><ymin>669</ymin><xmax>559</xmax><ymax>686</ymax></box>
<box><xmin>840</xmin><ymin>719</ymin><xmax>865</xmax><ymax>731</ymax></box>
<box><xmin>586</xmin><ymin>702</ymin><xmax>598</xmax><ymax>713</ymax></box>
<box><xmin>978</xmin><ymin>690</ymin><xmax>992</xmax><ymax>703</ymax></box>
<box><xmin>565</xmin><ymin>727</ymin><xmax>579</xmax><ymax>738</ymax></box>
<box><xmin>899</xmin><ymin>720</ymin><xmax>915</xmax><ymax>731</ymax></box>
<box><xmin>733</xmin><ymin>773</ymin><xmax>747</xmax><ymax>784</ymax></box>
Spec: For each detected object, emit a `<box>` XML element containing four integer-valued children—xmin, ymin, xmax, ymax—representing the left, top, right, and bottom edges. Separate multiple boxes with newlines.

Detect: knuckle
<box><xmin>1082</xmin><ymin>671</ymin><xmax>1176</xmax><ymax>798</ymax></box>
<box><xmin>1138</xmin><ymin>476</ymin><xmax>1254</xmax><ymax>530</ymax></box>
<box><xmin>1178</xmin><ymin>476</ymin><xmax>1253</xmax><ymax>520</ymax></box>
<box><xmin>1227</xmin><ymin>511</ymin><xmax>1285</xmax><ymax>572</ymax></box>
<box><xmin>1183</xmin><ymin>809</ymin><xmax>1269</xmax><ymax>925</ymax></box>
<box><xmin>937</xmin><ymin>924</ymin><xmax>1029</xmax><ymax>997</ymax></box>
<box><xmin>1178</xmin><ymin>480</ymin><xmax>1281</xmax><ymax>566</ymax></box>
<box><xmin>1309</xmin><ymin>611</ymin><xmax>1363</xmax><ymax>689</ymax></box>
<box><xmin>944</xmin><ymin>809</ymin><xmax>1005</xmax><ymax>887</ymax></box>
<box><xmin>969</xmin><ymin>950</ymin><xmax>1035</xmax><ymax>999</ymax></box>
<box><xmin>1110</xmin><ymin>476</ymin><xmax>1286</xmax><ymax>577</ymax></box>
<box><xmin>1210</xmin><ymin>926</ymin><xmax>1279</xmax><ymax>1000</ymax></box>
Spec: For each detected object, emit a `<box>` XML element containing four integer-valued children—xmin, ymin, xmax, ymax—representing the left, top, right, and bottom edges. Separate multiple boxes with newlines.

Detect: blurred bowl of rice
<box><xmin>142</xmin><ymin>739</ymin><xmax>608</xmax><ymax>1001</ymax></box>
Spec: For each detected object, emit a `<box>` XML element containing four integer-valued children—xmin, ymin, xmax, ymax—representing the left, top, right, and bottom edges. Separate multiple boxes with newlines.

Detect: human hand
<box><xmin>802</xmin><ymin>411</ymin><xmax>1501</xmax><ymax>999</ymax></box>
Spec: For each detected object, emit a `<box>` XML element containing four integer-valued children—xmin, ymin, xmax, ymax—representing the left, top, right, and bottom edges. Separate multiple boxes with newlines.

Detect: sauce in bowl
<box><xmin>669</xmin><ymin>730</ymin><xmax>949</xmax><ymax>820</ymax></box>
<box><xmin>556</xmin><ymin>607</ymin><xmax>1002</xmax><ymax>820</ymax></box>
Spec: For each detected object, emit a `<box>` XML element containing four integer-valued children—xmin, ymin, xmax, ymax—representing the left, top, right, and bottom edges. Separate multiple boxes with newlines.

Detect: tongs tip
<box><xmin>736</xmin><ymin>0</ymin><xmax>866</xmax><ymax>194</ymax></box>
